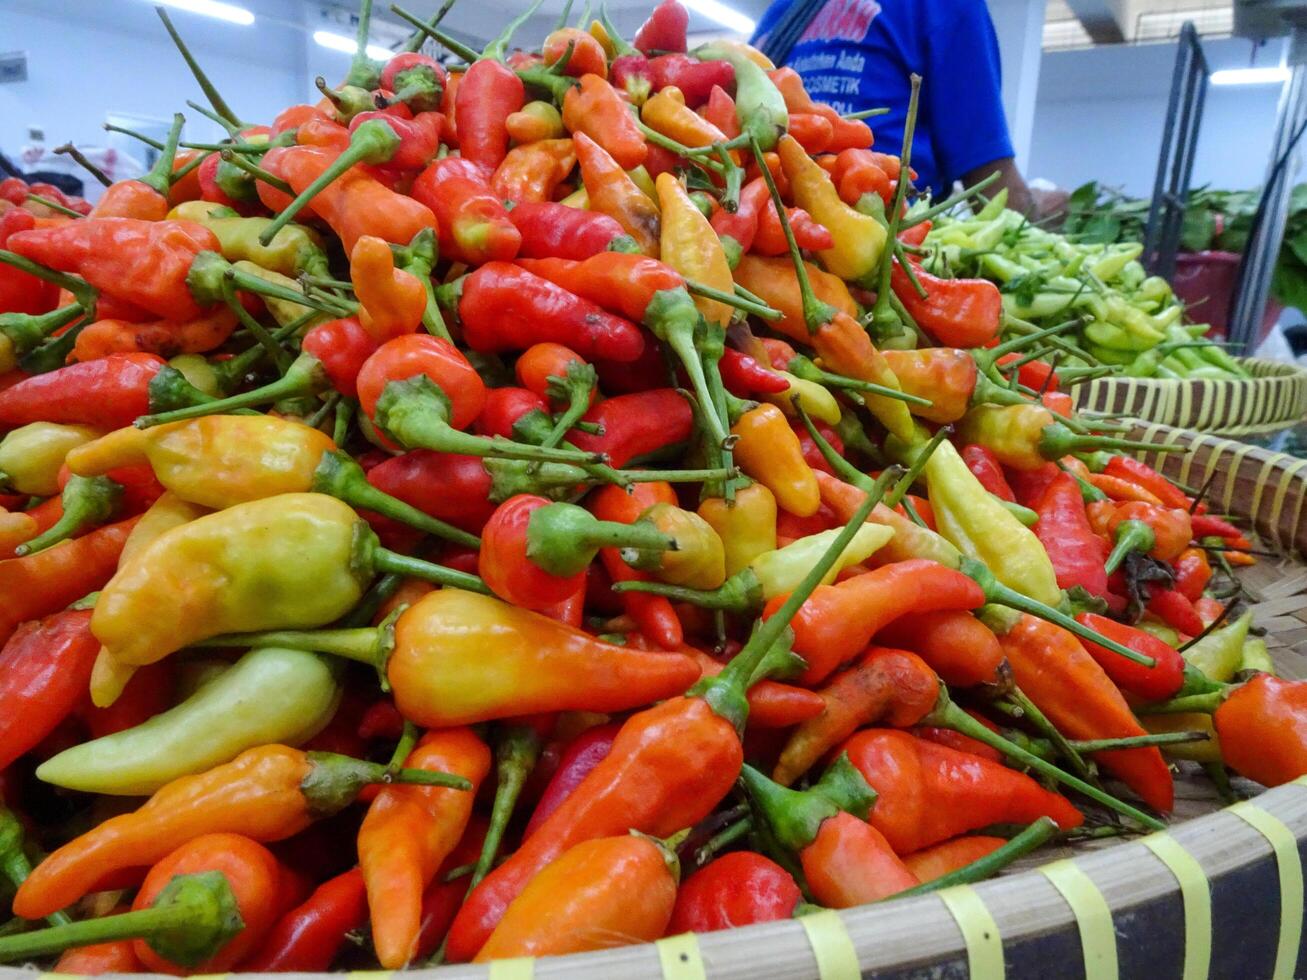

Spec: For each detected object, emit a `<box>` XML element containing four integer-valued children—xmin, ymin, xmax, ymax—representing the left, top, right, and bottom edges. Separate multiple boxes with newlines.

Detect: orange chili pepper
<box><xmin>731</xmin><ymin>254</ymin><xmax>858</xmax><ymax>344</ymax></box>
<box><xmin>731</xmin><ymin>404</ymin><xmax>820</xmax><ymax>517</ymax></box>
<box><xmin>491</xmin><ymin>139</ymin><xmax>577</xmax><ymax>204</ymax></box>
<box><xmin>876</xmin><ymin>609</ymin><xmax>1007</xmax><ymax>688</ymax></box>
<box><xmin>73</xmin><ymin>309</ymin><xmax>238</xmax><ymax>361</ymax></box>
<box><xmin>1214</xmin><ymin>675</ymin><xmax>1307</xmax><ymax>787</ymax></box>
<box><xmin>563</xmin><ymin>75</ymin><xmax>648</xmax><ymax>171</ymax></box>
<box><xmin>543</xmin><ymin>28</ymin><xmax>609</xmax><ymax>78</ymax></box>
<box><xmin>574</xmin><ymin>132</ymin><xmax>660</xmax><ymax>255</ymax></box>
<box><xmin>1087</xmin><ymin>473</ymin><xmax>1165</xmax><ymax>505</ymax></box>
<box><xmin>643</xmin><ymin>87</ymin><xmax>731</xmax><ymax>150</ymax></box>
<box><xmin>350</xmin><ymin>235</ymin><xmax>426</xmax><ymax>342</ymax></box>
<box><xmin>360</xmin><ymin>728</ymin><xmax>492</xmax><ymax>968</ymax></box>
<box><xmin>903</xmin><ymin>836</ymin><xmax>1007</xmax><ymax>883</ymax></box>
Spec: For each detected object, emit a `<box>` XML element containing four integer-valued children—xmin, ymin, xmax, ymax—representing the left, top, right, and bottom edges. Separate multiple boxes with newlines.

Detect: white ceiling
<box><xmin>1044</xmin><ymin>0</ymin><xmax>1234</xmax><ymax>49</ymax></box>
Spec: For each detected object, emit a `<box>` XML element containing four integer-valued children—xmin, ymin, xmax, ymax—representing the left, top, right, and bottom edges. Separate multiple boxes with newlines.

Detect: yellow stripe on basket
<box><xmin>486</xmin><ymin>958</ymin><xmax>535</xmax><ymax>979</ymax></box>
<box><xmin>348</xmin><ymin>972</ymin><xmax>394</xmax><ymax>980</ymax></box>
<box><xmin>1248</xmin><ymin>453</ymin><xmax>1288</xmax><ymax>533</ymax></box>
<box><xmin>1039</xmin><ymin>861</ymin><xmax>1118</xmax><ymax>980</ymax></box>
<box><xmin>1219</xmin><ymin>440</ymin><xmax>1260</xmax><ymax>515</ymax></box>
<box><xmin>656</xmin><ymin>932</ymin><xmax>707</xmax><ymax>980</ymax></box>
<box><xmin>1140</xmin><ymin>835</ymin><xmax>1211</xmax><ymax>980</ymax></box>
<box><xmin>1230</xmin><ymin>802</ymin><xmax>1304</xmax><ymax>980</ymax></box>
<box><xmin>937</xmin><ymin>884</ymin><xmax>1004</xmax><ymax>979</ymax></box>
<box><xmin>798</xmin><ymin>908</ymin><xmax>861</xmax><ymax>980</ymax></box>
<box><xmin>1267</xmin><ymin>456</ymin><xmax>1307</xmax><ymax>553</ymax></box>
<box><xmin>41</xmin><ymin>972</ymin><xmax>84</xmax><ymax>980</ymax></box>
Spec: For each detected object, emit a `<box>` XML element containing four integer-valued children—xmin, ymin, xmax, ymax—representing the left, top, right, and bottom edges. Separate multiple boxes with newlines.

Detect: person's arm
<box><xmin>962</xmin><ymin>157</ymin><xmax>1034</xmax><ymax>216</ymax></box>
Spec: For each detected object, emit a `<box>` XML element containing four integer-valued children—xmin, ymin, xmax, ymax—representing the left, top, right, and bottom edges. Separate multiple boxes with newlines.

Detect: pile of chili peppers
<box><xmin>0</xmin><ymin>0</ymin><xmax>1298</xmax><ymax>971</ymax></box>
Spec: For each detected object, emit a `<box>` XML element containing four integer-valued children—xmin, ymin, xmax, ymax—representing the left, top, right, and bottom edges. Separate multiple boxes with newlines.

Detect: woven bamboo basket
<box><xmin>1069</xmin><ymin>357</ymin><xmax>1307</xmax><ymax>437</ymax></box>
<box><xmin>9</xmin><ymin>425</ymin><xmax>1307</xmax><ymax>980</ymax></box>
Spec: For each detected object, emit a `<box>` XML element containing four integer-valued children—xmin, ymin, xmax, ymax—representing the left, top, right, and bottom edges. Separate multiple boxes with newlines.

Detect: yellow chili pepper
<box><xmin>924</xmin><ymin>440</ymin><xmax>1061</xmax><ymax>606</ymax></box>
<box><xmin>655</xmin><ymin>172</ymin><xmax>735</xmax><ymax>328</ymax></box>
<box><xmin>89</xmin><ymin>493</ymin><xmax>372</xmax><ymax>706</ymax></box>
<box><xmin>628</xmin><ymin>502</ymin><xmax>726</xmax><ymax>590</ymax></box>
<box><xmin>167</xmin><ymin>201</ymin><xmax>329</xmax><ymax>280</ymax></box>
<box><xmin>776</xmin><ymin>134</ymin><xmax>885</xmax><ymax>286</ymax></box>
<box><xmin>698</xmin><ymin>480</ymin><xmax>777</xmax><ymax>577</ymax></box>
<box><xmin>1141</xmin><ymin>713</ymin><xmax>1221</xmax><ymax>763</ymax></box>
<box><xmin>232</xmin><ymin>261</ymin><xmax>314</xmax><ymax>325</ymax></box>
<box><xmin>751</xmin><ymin>522</ymin><xmax>892</xmax><ymax>596</ymax></box>
<box><xmin>761</xmin><ymin>371</ymin><xmax>841</xmax><ymax>425</ymax></box>
<box><xmin>0</xmin><ymin>422</ymin><xmax>105</xmax><ymax>496</ymax></box>
<box><xmin>66</xmin><ymin>416</ymin><xmax>334</xmax><ymax>510</ymax></box>
<box><xmin>731</xmin><ymin>404</ymin><xmax>820</xmax><ymax>517</ymax></box>
<box><xmin>643</xmin><ymin>88</ymin><xmax>731</xmax><ymax>150</ymax></box>
<box><xmin>117</xmin><ymin>492</ymin><xmax>211</xmax><ymax>568</ymax></box>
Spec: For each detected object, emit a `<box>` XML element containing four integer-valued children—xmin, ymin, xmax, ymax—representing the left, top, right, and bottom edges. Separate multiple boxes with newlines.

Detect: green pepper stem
<box><xmin>749</xmin><ymin>134</ymin><xmax>836</xmax><ymax>332</ymax></box>
<box><xmin>218</xmin><ymin>149</ymin><xmax>292</xmax><ymax>194</ymax></box>
<box><xmin>390</xmin><ymin>5</ymin><xmax>480</xmax><ymax>61</ymax></box>
<box><xmin>471</xmin><ymin>725</ymin><xmax>541</xmax><ymax>889</ymax></box>
<box><xmin>312</xmin><ymin>450</ymin><xmax>481</xmax><ymax>550</ymax></box>
<box><xmin>0</xmin><ymin>250</ymin><xmax>96</xmax><ymax>306</ymax></box>
<box><xmin>538</xmin><ymin>381</ymin><xmax>593</xmax><ymax>451</ymax></box>
<box><xmin>900</xmin><ymin>171</ymin><xmax>1002</xmax><ymax>230</ymax></box>
<box><xmin>1140</xmin><ymin>690</ymin><xmax>1226</xmax><ymax>715</ymax></box>
<box><xmin>258</xmin><ymin>120</ymin><xmax>401</xmax><ymax>246</ymax></box>
<box><xmin>197</xmin><ymin>625</ymin><xmax>390</xmax><ymax>666</ymax></box>
<box><xmin>136</xmin><ymin>112</ymin><xmax>186</xmax><ymax>197</ymax></box>
<box><xmin>866</xmin><ymin>73</ymin><xmax>920</xmax><ymax>336</ymax></box>
<box><xmin>137</xmin><ymin>352</ymin><xmax>327</xmax><ymax>428</ymax></box>
<box><xmin>53</xmin><ymin>143</ymin><xmax>113</xmax><ymax>187</ymax></box>
<box><xmin>221</xmin><ymin>274</ymin><xmax>296</xmax><ymax>375</ymax></box>
<box><xmin>885</xmin><ymin>426</ymin><xmax>951</xmax><ymax>508</ymax></box>
<box><xmin>18</xmin><ymin>313</ymin><xmax>95</xmax><ymax>375</ymax></box>
<box><xmin>684</xmin><ymin>279</ymin><xmax>781</xmax><ymax>320</ymax></box>
<box><xmin>790</xmin><ymin>355</ymin><xmax>932</xmax><ymax>407</ymax></box>
<box><xmin>694</xmin><ymin>816</ymin><xmax>753</xmax><ymax>866</ymax></box>
<box><xmin>1040</xmin><ymin>423</ymin><xmax>1185</xmax><ymax>463</ymax></box>
<box><xmin>0</xmin><ymin>304</ymin><xmax>84</xmax><ymax>356</ymax></box>
<box><xmin>887</xmin><ymin>817</ymin><xmax>1059</xmax><ymax>900</ymax></box>
<box><xmin>155</xmin><ymin>8</ymin><xmax>242</xmax><ymax>127</ymax></box>
<box><xmin>1074</xmin><ymin>731</ymin><xmax>1210</xmax><ymax>752</ymax></box>
<box><xmin>376</xmin><ymin>376</ymin><xmax>607</xmax><ymax>466</ymax></box>
<box><xmin>1008</xmin><ymin>685</ymin><xmax>1094</xmax><ymax>784</ymax></box>
<box><xmin>927</xmin><ymin>693</ymin><xmax>1166</xmax><ymax>831</ymax></box>
<box><xmin>613</xmin><ymin>569</ymin><xmax>759</xmax><ymax>614</ymax></box>
<box><xmin>26</xmin><ymin>193</ymin><xmax>83</xmax><ymax>220</ymax></box>
<box><xmin>0</xmin><ymin>871</ymin><xmax>242</xmax><ymax>966</ymax></box>
<box><xmin>645</xmin><ymin>291</ymin><xmax>732</xmax><ymax>452</ymax></box>
<box><xmin>370</xmin><ymin>548</ymin><xmax>492</xmax><ymax>594</ymax></box>
<box><xmin>343</xmin><ymin>0</ymin><xmax>382</xmax><ymax>89</ymax></box>
<box><xmin>402</xmin><ymin>0</ymin><xmax>458</xmax><ymax>51</ymax></box>
<box><xmin>0</xmin><ymin>808</ymin><xmax>71</xmax><ymax>928</ymax></box>
<box><xmin>634</xmin><ymin>123</ymin><xmax>726</xmax><ymax>174</ymax></box>
<box><xmin>1104</xmin><ymin>519</ymin><xmax>1155</xmax><ymax>575</ymax></box>
<box><xmin>14</xmin><ymin>475</ymin><xmax>123</xmax><ymax>557</ymax></box>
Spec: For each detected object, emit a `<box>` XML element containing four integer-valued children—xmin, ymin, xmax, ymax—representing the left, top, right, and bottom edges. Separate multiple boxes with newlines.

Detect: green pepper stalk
<box><xmin>0</xmin><ymin>251</ymin><xmax>98</xmax><ymax>317</ymax></box>
<box><xmin>399</xmin><ymin>0</ymin><xmax>458</xmax><ymax>53</ymax></box>
<box><xmin>0</xmin><ymin>304</ymin><xmax>85</xmax><ymax>368</ymax></box>
<box><xmin>614</xmin><ymin>467</ymin><xmax>902</xmax><ymax>614</ymax></box>
<box><xmin>342</xmin><ymin>0</ymin><xmax>385</xmax><ymax>90</ymax></box>
<box><xmin>390</xmin><ymin>5</ymin><xmax>479</xmax><ymax>62</ymax></box>
<box><xmin>470</xmin><ymin>724</ymin><xmax>542</xmax><ymax>889</ymax></box>
<box><xmin>865</xmin><ymin>74</ymin><xmax>921</xmax><ymax>344</ymax></box>
<box><xmin>738</xmin><ymin>754</ymin><xmax>876</xmax><ymax>854</ymax></box>
<box><xmin>899</xmin><ymin>171</ymin><xmax>1002</xmax><ymax>231</ymax></box>
<box><xmin>155</xmin><ymin>7</ymin><xmax>242</xmax><ymax>128</ymax></box>
<box><xmin>390</xmin><ymin>228</ymin><xmax>451</xmax><ymax>341</ymax></box>
<box><xmin>315</xmin><ymin>77</ymin><xmax>378</xmax><ymax>123</ymax></box>
<box><xmin>785</xmin><ymin>353</ymin><xmax>933</xmax><ymax>408</ymax></box>
<box><xmin>14</xmin><ymin>475</ymin><xmax>123</xmax><ymax>557</ymax></box>
<box><xmin>25</xmin><ymin>193</ymin><xmax>83</xmax><ymax>220</ymax></box>
<box><xmin>0</xmin><ymin>872</ymin><xmax>241</xmax><ymax>966</ymax></box>
<box><xmin>1103</xmin><ymin>519</ymin><xmax>1155</xmax><ymax>575</ymax></box>
<box><xmin>539</xmin><ymin>361</ymin><xmax>599</xmax><ymax>451</ymax></box>
<box><xmin>887</xmin><ymin>818</ymin><xmax>1059</xmax><ymax>900</ymax></box>
<box><xmin>798</xmin><ymin>406</ymin><xmax>1158</xmax><ymax>668</ymax></box>
<box><xmin>922</xmin><ymin>686</ymin><xmax>1167</xmax><ymax>831</ymax></box>
<box><xmin>258</xmin><ymin>120</ymin><xmax>402</xmax><ymax>246</ymax></box>
<box><xmin>0</xmin><ymin>807</ymin><xmax>71</xmax><ymax>928</ymax></box>
<box><xmin>218</xmin><ymin>149</ymin><xmax>293</xmax><ymax>196</ymax></box>
<box><xmin>53</xmin><ymin>143</ymin><xmax>113</xmax><ymax>188</ymax></box>
<box><xmin>375</xmin><ymin>375</ymin><xmax>613</xmax><ymax>467</ymax></box>
<box><xmin>186</xmin><ymin>252</ymin><xmax>348</xmax><ymax>320</ymax></box>
<box><xmin>526</xmin><ymin>501</ymin><xmax>677</xmax><ymax>577</ymax></box>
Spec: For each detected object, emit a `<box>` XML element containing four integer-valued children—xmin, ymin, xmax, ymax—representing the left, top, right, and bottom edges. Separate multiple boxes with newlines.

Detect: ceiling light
<box><xmin>313</xmin><ymin>30</ymin><xmax>393</xmax><ymax>62</ymax></box>
<box><xmin>1211</xmin><ymin>67</ymin><xmax>1291</xmax><ymax>86</ymax></box>
<box><xmin>154</xmin><ymin>0</ymin><xmax>254</xmax><ymax>26</ymax></box>
<box><xmin>682</xmin><ymin>0</ymin><xmax>755</xmax><ymax>35</ymax></box>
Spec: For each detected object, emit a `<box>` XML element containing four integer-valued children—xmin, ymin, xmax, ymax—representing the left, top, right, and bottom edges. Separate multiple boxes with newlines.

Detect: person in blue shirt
<box><xmin>752</xmin><ymin>0</ymin><xmax>1051</xmax><ymax>216</ymax></box>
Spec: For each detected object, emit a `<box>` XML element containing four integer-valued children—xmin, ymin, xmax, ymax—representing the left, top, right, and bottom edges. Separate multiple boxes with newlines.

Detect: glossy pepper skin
<box><xmin>0</xmin><ymin>610</ymin><xmax>99</xmax><ymax>771</ymax></box>
<box><xmin>387</xmin><ymin>589</ymin><xmax>699</xmax><ymax>726</ymax></box>
<box><xmin>564</xmin><ymin>75</ymin><xmax>648</xmax><ymax>171</ymax></box>
<box><xmin>875</xmin><ymin>610</ymin><xmax>1006</xmax><ymax>689</ymax></box>
<box><xmin>411</xmin><ymin>158</ymin><xmax>521</xmax><ymax>265</ymax></box>
<box><xmin>770</xmin><ymin>559</ymin><xmax>986</xmax><ymax>686</ymax></box>
<box><xmin>360</xmin><ymin>729</ymin><xmax>491</xmax><ymax>968</ymax></box>
<box><xmin>492</xmin><ymin>138</ymin><xmax>577</xmax><ymax>204</ymax></box>
<box><xmin>456</xmin><ymin>262</ymin><xmax>647</xmax><ymax>363</ymax></box>
<box><xmin>804</xmin><ymin>811</ymin><xmax>919</xmax><ymax>906</ymax></box>
<box><xmin>890</xmin><ymin>262</ymin><xmax>1002</xmax><ymax>348</ymax></box>
<box><xmin>699</xmin><ymin>480</ymin><xmax>778</xmax><ymax>577</ymax></box>
<box><xmin>87</xmin><ymin>494</ymin><xmax>368</xmax><ymax>707</ymax></box>
<box><xmin>508</xmin><ymin>202</ymin><xmax>634</xmax><ymax>260</ymax></box>
<box><xmin>67</xmin><ymin>416</ymin><xmax>335</xmax><ymax>511</ymax></box>
<box><xmin>840</xmin><ymin>729</ymin><xmax>1084</xmax><ymax>853</ymax></box>
<box><xmin>568</xmin><ymin>389</ymin><xmax>695</xmax><ymax>467</ymax></box>
<box><xmin>0</xmin><ymin>353</ymin><xmax>163</xmax><ymax>430</ymax></box>
<box><xmin>732</xmin><ymin>254</ymin><xmax>858</xmax><ymax>345</ymax></box>
<box><xmin>732</xmin><ymin>404</ymin><xmax>820</xmax><ymax>517</ymax></box>
<box><xmin>1214</xmin><ymin>675</ymin><xmax>1307</xmax><ymax>787</ymax></box>
<box><xmin>241</xmin><ymin>868</ymin><xmax>367</xmax><ymax>972</ymax></box>
<box><xmin>7</xmin><ymin>217</ymin><xmax>219</xmax><ymax>320</ymax></box>
<box><xmin>656</xmin><ymin>171</ymin><xmax>735</xmax><ymax>327</ymax></box>
<box><xmin>351</xmin><ymin>235</ymin><xmax>426</xmax><ymax>342</ymax></box>
<box><xmin>667</xmin><ymin>852</ymin><xmax>800</xmax><ymax>933</ymax></box>
<box><xmin>998</xmin><ymin>615</ymin><xmax>1174</xmax><ymax>813</ymax></box>
<box><xmin>474</xmin><ymin>834</ymin><xmax>678</xmax><ymax>961</ymax></box>
<box><xmin>574</xmin><ymin>132</ymin><xmax>661</xmax><ymax>256</ymax></box>
<box><xmin>1031</xmin><ymin>473</ymin><xmax>1109</xmax><ymax>598</ymax></box>
<box><xmin>1074</xmin><ymin>613</ymin><xmax>1184</xmax><ymax>702</ymax></box>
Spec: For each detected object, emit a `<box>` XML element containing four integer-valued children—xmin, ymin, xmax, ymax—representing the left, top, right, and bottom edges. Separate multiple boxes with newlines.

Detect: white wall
<box><xmin>1028</xmin><ymin>36</ymin><xmax>1288</xmax><ymax>194</ymax></box>
<box><xmin>986</xmin><ymin>0</ymin><xmax>1047</xmax><ymax>168</ymax></box>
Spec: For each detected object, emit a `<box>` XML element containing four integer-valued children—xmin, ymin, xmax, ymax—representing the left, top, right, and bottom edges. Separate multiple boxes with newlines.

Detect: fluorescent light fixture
<box><xmin>682</xmin><ymin>0</ymin><xmax>755</xmax><ymax>35</ymax></box>
<box><xmin>313</xmin><ymin>30</ymin><xmax>393</xmax><ymax>61</ymax></box>
<box><xmin>154</xmin><ymin>0</ymin><xmax>254</xmax><ymax>26</ymax></box>
<box><xmin>1211</xmin><ymin>67</ymin><xmax>1290</xmax><ymax>86</ymax></box>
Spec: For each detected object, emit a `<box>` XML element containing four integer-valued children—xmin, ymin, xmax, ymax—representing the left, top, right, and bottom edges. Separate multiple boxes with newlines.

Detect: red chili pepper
<box><xmin>508</xmin><ymin>202</ymin><xmax>635</xmax><ymax>260</ymax></box>
<box><xmin>1103</xmin><ymin>455</ymin><xmax>1190</xmax><ymax>511</ymax></box>
<box><xmin>876</xmin><ymin>610</ymin><xmax>1006</xmax><ymax>689</ymax></box>
<box><xmin>367</xmin><ymin>452</ymin><xmax>498</xmax><ymax>534</ymax></box>
<box><xmin>491</xmin><ymin>139</ymin><xmax>577</xmax><ymax>205</ymax></box>
<box><xmin>300</xmin><ymin>317</ymin><xmax>378</xmax><ymax>399</ymax></box>
<box><xmin>1007</xmin><ymin>462</ymin><xmax>1062</xmax><ymax>510</ymax></box>
<box><xmin>542</xmin><ymin>28</ymin><xmax>609</xmax><ymax>77</ymax></box>
<box><xmin>711</xmin><ymin>177</ymin><xmax>766</xmax><ymax>256</ymax></box>
<box><xmin>567</xmin><ymin>389</ymin><xmax>694</xmax><ymax>467</ymax></box>
<box><xmin>356</xmin><ymin>334</ymin><xmax>488</xmax><ymax>447</ymax></box>
<box><xmin>454</xmin><ymin>262</ymin><xmax>646</xmax><ymax>363</ymax></box>
<box><xmin>648</xmin><ymin>54</ymin><xmax>734</xmax><ymax>107</ymax></box>
<box><xmin>523</xmin><ymin>723</ymin><xmax>621</xmax><ymax>839</ymax></box>
<box><xmin>1191</xmin><ymin>513</ymin><xmax>1244</xmax><ymax>542</ymax></box>
<box><xmin>792</xmin><ymin>420</ymin><xmax>843</xmax><ymax>476</ymax></box>
<box><xmin>702</xmin><ymin>84</ymin><xmax>741</xmax><ymax>138</ymax></box>
<box><xmin>382</xmin><ymin>52</ymin><xmax>448</xmax><ymax>113</ymax></box>
<box><xmin>456</xmin><ymin>60</ymin><xmax>524</xmax><ymax>171</ymax></box>
<box><xmin>1172</xmin><ymin>548</ymin><xmax>1212</xmax><ymax>602</ymax></box>
<box><xmin>1146</xmin><ymin>587</ymin><xmax>1205</xmax><ymax>638</ymax></box>
<box><xmin>241</xmin><ymin>868</ymin><xmax>368</xmax><ymax>973</ymax></box>
<box><xmin>667</xmin><ymin>852</ymin><xmax>800</xmax><ymax>933</ymax></box>
<box><xmin>786</xmin><ymin>112</ymin><xmax>834</xmax><ymax>155</ymax></box>
<box><xmin>349</xmin><ymin>111</ymin><xmax>442</xmax><ymax>170</ymax></box>
<box><xmin>411</xmin><ymin>158</ymin><xmax>521</xmax><ymax>266</ymax></box>
<box><xmin>7</xmin><ymin>218</ymin><xmax>219</xmax><ymax>320</ymax></box>
<box><xmin>0</xmin><ymin>209</ymin><xmax>59</xmax><ymax>316</ymax></box>
<box><xmin>54</xmin><ymin>938</ymin><xmax>142</xmax><ymax>975</ymax></box>
<box><xmin>0</xmin><ymin>353</ymin><xmax>163</xmax><ymax>429</ymax></box>
<box><xmin>960</xmin><ymin>444</ymin><xmax>1016</xmax><ymax>501</ymax></box>
<box><xmin>1074</xmin><ymin>612</ymin><xmax>1184</xmax><ymax>700</ymax></box>
<box><xmin>997</xmin><ymin>353</ymin><xmax>1061</xmax><ymax>395</ymax></box>
<box><xmin>634</xmin><ymin>0</ymin><xmax>689</xmax><ymax>52</ymax></box>
<box><xmin>753</xmin><ymin>198</ymin><xmax>835</xmax><ymax>256</ymax></box>
<box><xmin>890</xmin><ymin>261</ymin><xmax>1002</xmax><ymax>348</ymax></box>
<box><xmin>0</xmin><ymin>610</ymin><xmax>98</xmax><ymax>771</ymax></box>
<box><xmin>1032</xmin><ymin>473</ymin><xmax>1109</xmax><ymax>598</ymax></box>
<box><xmin>719</xmin><ymin>348</ymin><xmax>789</xmax><ymax>397</ymax></box>
<box><xmin>474</xmin><ymin>387</ymin><xmax>550</xmax><ymax>440</ymax></box>
<box><xmin>1214</xmin><ymin>674</ymin><xmax>1307</xmax><ymax>787</ymax></box>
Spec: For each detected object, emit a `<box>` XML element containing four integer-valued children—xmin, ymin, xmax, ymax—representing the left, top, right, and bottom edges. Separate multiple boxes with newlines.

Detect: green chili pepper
<box><xmin>40</xmin><ymin>647</ymin><xmax>341</xmax><ymax>795</ymax></box>
<box><xmin>1184</xmin><ymin>611</ymin><xmax>1252</xmax><ymax>684</ymax></box>
<box><xmin>693</xmin><ymin>44</ymin><xmax>787</xmax><ymax>150</ymax></box>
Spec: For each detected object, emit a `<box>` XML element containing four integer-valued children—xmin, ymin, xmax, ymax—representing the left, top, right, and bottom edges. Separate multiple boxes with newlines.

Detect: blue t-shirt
<box><xmin>751</xmin><ymin>0</ymin><xmax>1014</xmax><ymax>198</ymax></box>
